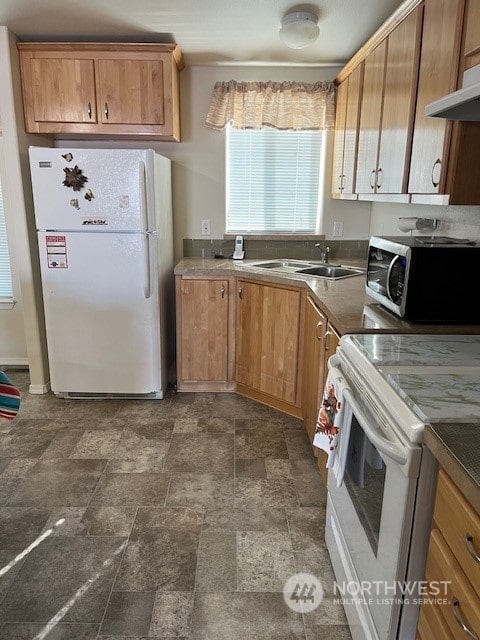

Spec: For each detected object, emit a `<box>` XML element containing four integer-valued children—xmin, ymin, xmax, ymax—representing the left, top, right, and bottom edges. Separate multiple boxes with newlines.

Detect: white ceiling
<box><xmin>0</xmin><ymin>0</ymin><xmax>404</xmax><ymax>67</ymax></box>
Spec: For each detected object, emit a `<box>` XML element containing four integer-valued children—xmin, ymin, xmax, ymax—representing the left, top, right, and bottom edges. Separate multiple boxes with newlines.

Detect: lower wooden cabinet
<box><xmin>302</xmin><ymin>296</ymin><xmax>327</xmax><ymax>442</ymax></box>
<box><xmin>236</xmin><ymin>279</ymin><xmax>303</xmax><ymax>416</ymax></box>
<box><xmin>175</xmin><ymin>276</ymin><xmax>235</xmax><ymax>391</ymax></box>
<box><xmin>315</xmin><ymin>322</ymin><xmax>341</xmax><ymax>482</ymax></box>
<box><xmin>417</xmin><ymin>468</ymin><xmax>480</xmax><ymax>640</ymax></box>
<box><xmin>175</xmin><ymin>274</ymin><xmax>343</xmax><ymax>433</ymax></box>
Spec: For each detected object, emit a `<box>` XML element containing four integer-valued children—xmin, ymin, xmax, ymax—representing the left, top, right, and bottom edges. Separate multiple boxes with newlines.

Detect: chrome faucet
<box><xmin>315</xmin><ymin>243</ymin><xmax>330</xmax><ymax>263</ymax></box>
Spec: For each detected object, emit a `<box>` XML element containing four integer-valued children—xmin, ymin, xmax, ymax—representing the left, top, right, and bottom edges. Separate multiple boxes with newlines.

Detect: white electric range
<box><xmin>324</xmin><ymin>334</ymin><xmax>480</xmax><ymax>640</ymax></box>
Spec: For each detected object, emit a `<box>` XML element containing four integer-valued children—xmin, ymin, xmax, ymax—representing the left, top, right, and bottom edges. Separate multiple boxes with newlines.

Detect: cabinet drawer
<box><xmin>434</xmin><ymin>468</ymin><xmax>480</xmax><ymax>597</ymax></box>
<box><xmin>425</xmin><ymin>528</ymin><xmax>480</xmax><ymax>640</ymax></box>
<box><xmin>417</xmin><ymin>596</ymin><xmax>453</xmax><ymax>640</ymax></box>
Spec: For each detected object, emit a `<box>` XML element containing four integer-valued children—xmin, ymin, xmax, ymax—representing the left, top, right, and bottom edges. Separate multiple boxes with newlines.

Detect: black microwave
<box><xmin>365</xmin><ymin>236</ymin><xmax>480</xmax><ymax>323</ymax></box>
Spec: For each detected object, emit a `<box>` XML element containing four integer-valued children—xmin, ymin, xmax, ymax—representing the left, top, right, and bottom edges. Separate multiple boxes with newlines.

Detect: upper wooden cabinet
<box><xmin>334</xmin><ymin>0</ymin><xmax>480</xmax><ymax>205</ymax></box>
<box><xmin>356</xmin><ymin>7</ymin><xmax>422</xmax><ymax>198</ymax></box>
<box><xmin>331</xmin><ymin>63</ymin><xmax>363</xmax><ymax>199</ymax></box>
<box><xmin>408</xmin><ymin>0</ymin><xmax>464</xmax><ymax>198</ymax></box>
<box><xmin>355</xmin><ymin>41</ymin><xmax>387</xmax><ymax>195</ymax></box>
<box><xmin>462</xmin><ymin>0</ymin><xmax>480</xmax><ymax>71</ymax></box>
<box><xmin>409</xmin><ymin>0</ymin><xmax>480</xmax><ymax>204</ymax></box>
<box><xmin>376</xmin><ymin>7</ymin><xmax>422</xmax><ymax>195</ymax></box>
<box><xmin>17</xmin><ymin>43</ymin><xmax>184</xmax><ymax>140</ymax></box>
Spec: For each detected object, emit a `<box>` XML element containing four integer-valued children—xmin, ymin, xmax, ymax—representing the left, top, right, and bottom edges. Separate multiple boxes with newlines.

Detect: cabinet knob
<box><xmin>315</xmin><ymin>321</ymin><xmax>323</xmax><ymax>341</ymax></box>
<box><xmin>369</xmin><ymin>169</ymin><xmax>376</xmax><ymax>190</ymax></box>
<box><xmin>465</xmin><ymin>533</ymin><xmax>480</xmax><ymax>564</ymax></box>
<box><xmin>220</xmin><ymin>285</ymin><xmax>225</xmax><ymax>299</ymax></box>
<box><xmin>87</xmin><ymin>102</ymin><xmax>92</xmax><ymax>119</ymax></box>
<box><xmin>452</xmin><ymin>599</ymin><xmax>479</xmax><ymax>640</ymax></box>
<box><xmin>104</xmin><ymin>103</ymin><xmax>109</xmax><ymax>120</ymax></box>
<box><xmin>238</xmin><ymin>287</ymin><xmax>243</xmax><ymax>299</ymax></box>
<box><xmin>431</xmin><ymin>158</ymin><xmax>442</xmax><ymax>188</ymax></box>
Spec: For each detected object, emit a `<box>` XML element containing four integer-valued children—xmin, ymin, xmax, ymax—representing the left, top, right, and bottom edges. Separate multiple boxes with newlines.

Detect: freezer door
<box><xmin>38</xmin><ymin>231</ymin><xmax>164</xmax><ymax>396</ymax></box>
<box><xmin>29</xmin><ymin>147</ymin><xmax>156</xmax><ymax>232</ymax></box>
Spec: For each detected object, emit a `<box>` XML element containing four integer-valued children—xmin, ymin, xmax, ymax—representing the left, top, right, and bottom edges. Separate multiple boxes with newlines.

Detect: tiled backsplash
<box><xmin>183</xmin><ymin>239</ymin><xmax>369</xmax><ymax>261</ymax></box>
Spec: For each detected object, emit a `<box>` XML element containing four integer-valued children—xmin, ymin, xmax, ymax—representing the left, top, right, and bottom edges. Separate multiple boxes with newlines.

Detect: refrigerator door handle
<box><xmin>139</xmin><ymin>161</ymin><xmax>149</xmax><ymax>233</ymax></box>
<box><xmin>143</xmin><ymin>232</ymin><xmax>154</xmax><ymax>299</ymax></box>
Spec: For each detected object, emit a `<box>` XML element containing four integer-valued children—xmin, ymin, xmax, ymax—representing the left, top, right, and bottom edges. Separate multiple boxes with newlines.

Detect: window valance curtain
<box><xmin>205</xmin><ymin>80</ymin><xmax>336</xmax><ymax>131</ymax></box>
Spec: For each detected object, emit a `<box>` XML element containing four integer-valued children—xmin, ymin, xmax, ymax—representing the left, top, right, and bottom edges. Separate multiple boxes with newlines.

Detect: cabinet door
<box><xmin>377</xmin><ymin>8</ymin><xmax>422</xmax><ymax>194</ymax></box>
<box><xmin>331</xmin><ymin>80</ymin><xmax>348</xmax><ymax>196</ymax></box>
<box><xmin>302</xmin><ymin>296</ymin><xmax>327</xmax><ymax>442</ymax></box>
<box><xmin>97</xmin><ymin>58</ymin><xmax>165</xmax><ymax>125</ymax></box>
<box><xmin>30</xmin><ymin>57</ymin><xmax>96</xmax><ymax>124</ymax></box>
<box><xmin>236</xmin><ymin>281</ymin><xmax>301</xmax><ymax>405</ymax></box>
<box><xmin>408</xmin><ymin>0</ymin><xmax>464</xmax><ymax>194</ymax></box>
<box><xmin>463</xmin><ymin>0</ymin><xmax>480</xmax><ymax>70</ymax></box>
<box><xmin>178</xmin><ymin>279</ymin><xmax>229</xmax><ymax>382</ymax></box>
<box><xmin>355</xmin><ymin>41</ymin><xmax>386</xmax><ymax>194</ymax></box>
<box><xmin>316</xmin><ymin>321</ymin><xmax>340</xmax><ymax>483</ymax></box>
<box><xmin>342</xmin><ymin>63</ymin><xmax>363</xmax><ymax>195</ymax></box>
<box><xmin>425</xmin><ymin>529</ymin><xmax>480</xmax><ymax>640</ymax></box>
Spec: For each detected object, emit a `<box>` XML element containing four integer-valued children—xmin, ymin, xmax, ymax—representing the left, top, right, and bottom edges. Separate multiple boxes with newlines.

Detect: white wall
<box><xmin>171</xmin><ymin>66</ymin><xmax>372</xmax><ymax>248</ymax></box>
<box><xmin>370</xmin><ymin>201</ymin><xmax>480</xmax><ymax>239</ymax></box>
<box><xmin>0</xmin><ymin>137</ymin><xmax>27</xmax><ymax>364</ymax></box>
<box><xmin>0</xmin><ymin>27</ymin><xmax>51</xmax><ymax>389</ymax></box>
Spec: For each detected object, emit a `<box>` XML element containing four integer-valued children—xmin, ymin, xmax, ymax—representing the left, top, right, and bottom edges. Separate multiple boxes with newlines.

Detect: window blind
<box><xmin>0</xmin><ymin>176</ymin><xmax>13</xmax><ymax>299</ymax></box>
<box><xmin>226</xmin><ymin>127</ymin><xmax>323</xmax><ymax>233</ymax></box>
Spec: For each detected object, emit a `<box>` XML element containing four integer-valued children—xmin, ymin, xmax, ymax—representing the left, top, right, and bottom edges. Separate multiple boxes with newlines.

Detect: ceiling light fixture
<box><xmin>279</xmin><ymin>11</ymin><xmax>320</xmax><ymax>49</ymax></box>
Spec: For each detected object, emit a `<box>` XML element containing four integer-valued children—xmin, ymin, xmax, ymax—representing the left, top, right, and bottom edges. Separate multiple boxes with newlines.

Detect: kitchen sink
<box><xmin>246</xmin><ymin>259</ymin><xmax>313</xmax><ymax>271</ymax></box>
<box><xmin>297</xmin><ymin>265</ymin><xmax>362</xmax><ymax>278</ymax></box>
<box><xmin>246</xmin><ymin>259</ymin><xmax>365</xmax><ymax>279</ymax></box>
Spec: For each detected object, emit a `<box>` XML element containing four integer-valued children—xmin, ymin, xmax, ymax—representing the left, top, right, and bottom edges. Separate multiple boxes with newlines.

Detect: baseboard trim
<box><xmin>0</xmin><ymin>358</ymin><xmax>29</xmax><ymax>366</ymax></box>
<box><xmin>29</xmin><ymin>382</ymin><xmax>51</xmax><ymax>395</ymax></box>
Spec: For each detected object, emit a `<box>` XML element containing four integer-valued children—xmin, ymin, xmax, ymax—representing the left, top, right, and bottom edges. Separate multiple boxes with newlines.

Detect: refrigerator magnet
<box><xmin>61</xmin><ymin>153</ymin><xmax>73</xmax><ymax>162</ymax></box>
<box><xmin>84</xmin><ymin>189</ymin><xmax>94</xmax><ymax>201</ymax></box>
<box><xmin>63</xmin><ymin>166</ymin><xmax>88</xmax><ymax>192</ymax></box>
<box><xmin>70</xmin><ymin>199</ymin><xmax>80</xmax><ymax>210</ymax></box>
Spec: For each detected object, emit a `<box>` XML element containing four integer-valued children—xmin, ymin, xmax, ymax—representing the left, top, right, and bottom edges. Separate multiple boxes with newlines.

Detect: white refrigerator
<box><xmin>29</xmin><ymin>147</ymin><xmax>173</xmax><ymax>399</ymax></box>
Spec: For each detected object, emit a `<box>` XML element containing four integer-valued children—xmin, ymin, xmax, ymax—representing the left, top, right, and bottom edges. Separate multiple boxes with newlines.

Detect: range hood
<box><xmin>425</xmin><ymin>63</ymin><xmax>480</xmax><ymax>120</ymax></box>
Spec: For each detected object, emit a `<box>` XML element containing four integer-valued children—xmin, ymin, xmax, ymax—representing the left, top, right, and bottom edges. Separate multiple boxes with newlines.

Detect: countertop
<box><xmin>424</xmin><ymin>424</ymin><xmax>480</xmax><ymax>512</ymax></box>
<box><xmin>174</xmin><ymin>257</ymin><xmax>480</xmax><ymax>335</ymax></box>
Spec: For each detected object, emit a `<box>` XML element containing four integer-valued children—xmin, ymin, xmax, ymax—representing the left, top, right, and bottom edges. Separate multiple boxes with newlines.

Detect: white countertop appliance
<box><xmin>29</xmin><ymin>147</ymin><xmax>173</xmax><ymax>398</ymax></box>
<box><xmin>365</xmin><ymin>236</ymin><xmax>480</xmax><ymax>323</ymax></box>
<box><xmin>324</xmin><ymin>334</ymin><xmax>480</xmax><ymax>640</ymax></box>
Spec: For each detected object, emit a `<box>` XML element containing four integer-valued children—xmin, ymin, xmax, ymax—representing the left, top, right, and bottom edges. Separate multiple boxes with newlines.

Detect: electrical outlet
<box><xmin>201</xmin><ymin>219</ymin><xmax>211</xmax><ymax>236</ymax></box>
<box><xmin>333</xmin><ymin>220</ymin><xmax>344</xmax><ymax>237</ymax></box>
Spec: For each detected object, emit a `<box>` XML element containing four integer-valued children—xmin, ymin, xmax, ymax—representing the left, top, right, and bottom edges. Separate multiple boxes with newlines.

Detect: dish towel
<box><xmin>313</xmin><ymin>368</ymin><xmax>352</xmax><ymax>486</ymax></box>
<box><xmin>0</xmin><ymin>371</ymin><xmax>21</xmax><ymax>421</ymax></box>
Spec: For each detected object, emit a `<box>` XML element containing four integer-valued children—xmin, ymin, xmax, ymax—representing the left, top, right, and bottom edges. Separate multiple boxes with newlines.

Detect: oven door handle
<box><xmin>329</xmin><ymin>361</ymin><xmax>409</xmax><ymax>466</ymax></box>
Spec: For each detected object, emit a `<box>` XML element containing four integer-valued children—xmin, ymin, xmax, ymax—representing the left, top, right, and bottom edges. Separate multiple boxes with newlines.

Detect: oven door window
<box><xmin>367</xmin><ymin>246</ymin><xmax>406</xmax><ymax>303</ymax></box>
<box><xmin>344</xmin><ymin>414</ymin><xmax>386</xmax><ymax>555</ymax></box>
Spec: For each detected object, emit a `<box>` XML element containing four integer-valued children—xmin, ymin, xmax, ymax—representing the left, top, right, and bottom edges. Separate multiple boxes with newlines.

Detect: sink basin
<box><xmin>297</xmin><ymin>265</ymin><xmax>363</xmax><ymax>278</ymax></box>
<box><xmin>247</xmin><ymin>259</ymin><xmax>313</xmax><ymax>271</ymax></box>
<box><xmin>246</xmin><ymin>259</ymin><xmax>365</xmax><ymax>280</ymax></box>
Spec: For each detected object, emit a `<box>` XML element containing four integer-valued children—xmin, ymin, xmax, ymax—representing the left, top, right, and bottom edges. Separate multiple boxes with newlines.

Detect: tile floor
<box><xmin>0</xmin><ymin>369</ymin><xmax>351</xmax><ymax>640</ymax></box>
